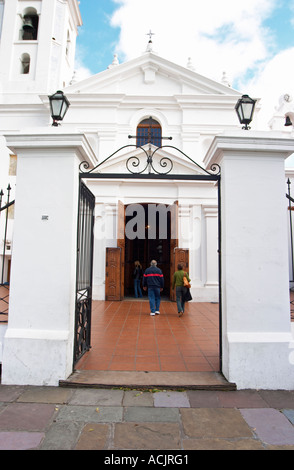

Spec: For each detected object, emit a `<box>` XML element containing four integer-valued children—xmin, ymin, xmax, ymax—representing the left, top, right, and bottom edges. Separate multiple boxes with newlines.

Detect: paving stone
<box><xmin>123</xmin><ymin>390</ymin><xmax>154</xmax><ymax>407</ymax></box>
<box><xmin>75</xmin><ymin>423</ymin><xmax>111</xmax><ymax>450</ymax></box>
<box><xmin>0</xmin><ymin>403</ymin><xmax>57</xmax><ymax>431</ymax></box>
<box><xmin>181</xmin><ymin>408</ymin><xmax>253</xmax><ymax>439</ymax></box>
<box><xmin>258</xmin><ymin>390</ymin><xmax>294</xmax><ymax>409</ymax></box>
<box><xmin>153</xmin><ymin>391</ymin><xmax>190</xmax><ymax>408</ymax></box>
<box><xmin>186</xmin><ymin>390</ymin><xmax>221</xmax><ymax>408</ymax></box>
<box><xmin>241</xmin><ymin>408</ymin><xmax>294</xmax><ymax>446</ymax></box>
<box><xmin>0</xmin><ymin>386</ymin><xmax>25</xmax><ymax>402</ymax></box>
<box><xmin>182</xmin><ymin>437</ymin><xmax>265</xmax><ymax>450</ymax></box>
<box><xmin>17</xmin><ymin>386</ymin><xmax>73</xmax><ymax>404</ymax></box>
<box><xmin>55</xmin><ymin>405</ymin><xmax>123</xmax><ymax>423</ymax></box>
<box><xmin>265</xmin><ymin>444</ymin><xmax>294</xmax><ymax>450</ymax></box>
<box><xmin>282</xmin><ymin>409</ymin><xmax>294</xmax><ymax>425</ymax></box>
<box><xmin>113</xmin><ymin>422</ymin><xmax>181</xmax><ymax>450</ymax></box>
<box><xmin>217</xmin><ymin>390</ymin><xmax>269</xmax><ymax>408</ymax></box>
<box><xmin>0</xmin><ymin>404</ymin><xmax>6</xmax><ymax>414</ymax></box>
<box><xmin>40</xmin><ymin>421</ymin><xmax>83</xmax><ymax>450</ymax></box>
<box><xmin>124</xmin><ymin>406</ymin><xmax>179</xmax><ymax>422</ymax></box>
<box><xmin>69</xmin><ymin>388</ymin><xmax>124</xmax><ymax>406</ymax></box>
<box><xmin>0</xmin><ymin>431</ymin><xmax>45</xmax><ymax>450</ymax></box>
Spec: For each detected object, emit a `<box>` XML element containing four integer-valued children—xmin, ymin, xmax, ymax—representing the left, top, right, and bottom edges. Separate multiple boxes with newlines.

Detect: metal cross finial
<box><xmin>146</xmin><ymin>30</ymin><xmax>155</xmax><ymax>42</ymax></box>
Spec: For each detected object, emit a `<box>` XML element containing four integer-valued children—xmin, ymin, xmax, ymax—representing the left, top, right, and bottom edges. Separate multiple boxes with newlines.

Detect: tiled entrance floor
<box><xmin>76</xmin><ymin>300</ymin><xmax>220</xmax><ymax>373</ymax></box>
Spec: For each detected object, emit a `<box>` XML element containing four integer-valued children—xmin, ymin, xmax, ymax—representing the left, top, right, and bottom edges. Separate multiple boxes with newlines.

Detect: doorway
<box><xmin>77</xmin><ymin>169</ymin><xmax>221</xmax><ymax>373</ymax></box>
<box><xmin>124</xmin><ymin>203</ymin><xmax>171</xmax><ymax>297</ymax></box>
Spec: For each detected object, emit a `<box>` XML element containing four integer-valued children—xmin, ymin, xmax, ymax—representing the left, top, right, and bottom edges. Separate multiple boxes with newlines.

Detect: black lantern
<box><xmin>235</xmin><ymin>94</ymin><xmax>257</xmax><ymax>130</ymax></box>
<box><xmin>48</xmin><ymin>90</ymin><xmax>70</xmax><ymax>126</ymax></box>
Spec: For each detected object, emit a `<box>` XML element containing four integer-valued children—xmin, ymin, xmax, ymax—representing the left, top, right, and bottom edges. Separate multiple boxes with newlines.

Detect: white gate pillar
<box><xmin>205</xmin><ymin>132</ymin><xmax>294</xmax><ymax>389</ymax></box>
<box><xmin>2</xmin><ymin>132</ymin><xmax>96</xmax><ymax>386</ymax></box>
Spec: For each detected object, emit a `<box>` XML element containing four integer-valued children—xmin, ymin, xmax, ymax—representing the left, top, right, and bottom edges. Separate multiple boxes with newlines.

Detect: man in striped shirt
<box><xmin>143</xmin><ymin>260</ymin><xmax>164</xmax><ymax>316</ymax></box>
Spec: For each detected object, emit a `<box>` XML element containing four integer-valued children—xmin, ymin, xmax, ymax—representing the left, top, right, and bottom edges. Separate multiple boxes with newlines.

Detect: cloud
<box><xmin>74</xmin><ymin>0</ymin><xmax>294</xmax><ymax>130</ymax></box>
<box><xmin>110</xmin><ymin>0</ymin><xmax>276</xmax><ymax>83</ymax></box>
<box><xmin>108</xmin><ymin>0</ymin><xmax>294</xmax><ymax>128</ymax></box>
<box><xmin>73</xmin><ymin>60</ymin><xmax>92</xmax><ymax>82</ymax></box>
<box><xmin>244</xmin><ymin>47</ymin><xmax>294</xmax><ymax>129</ymax></box>
<box><xmin>73</xmin><ymin>43</ymin><xmax>93</xmax><ymax>82</ymax></box>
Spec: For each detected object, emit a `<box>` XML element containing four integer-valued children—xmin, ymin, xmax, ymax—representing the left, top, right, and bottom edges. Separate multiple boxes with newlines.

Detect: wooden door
<box><xmin>171</xmin><ymin>248</ymin><xmax>189</xmax><ymax>301</ymax></box>
<box><xmin>105</xmin><ymin>248</ymin><xmax>121</xmax><ymax>300</ymax></box>
<box><xmin>175</xmin><ymin>248</ymin><xmax>189</xmax><ymax>271</ymax></box>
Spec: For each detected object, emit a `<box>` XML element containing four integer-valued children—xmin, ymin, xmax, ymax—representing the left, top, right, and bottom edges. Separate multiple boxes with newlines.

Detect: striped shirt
<box><xmin>143</xmin><ymin>266</ymin><xmax>164</xmax><ymax>288</ymax></box>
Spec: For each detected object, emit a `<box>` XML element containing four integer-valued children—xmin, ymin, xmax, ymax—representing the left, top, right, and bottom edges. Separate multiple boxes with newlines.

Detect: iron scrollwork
<box><xmin>79</xmin><ymin>143</ymin><xmax>220</xmax><ymax>177</ymax></box>
<box><xmin>126</xmin><ymin>145</ymin><xmax>173</xmax><ymax>175</ymax></box>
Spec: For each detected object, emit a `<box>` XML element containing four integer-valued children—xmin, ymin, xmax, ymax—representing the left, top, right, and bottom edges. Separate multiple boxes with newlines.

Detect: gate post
<box><xmin>1</xmin><ymin>132</ymin><xmax>96</xmax><ymax>385</ymax></box>
<box><xmin>205</xmin><ymin>132</ymin><xmax>294</xmax><ymax>389</ymax></box>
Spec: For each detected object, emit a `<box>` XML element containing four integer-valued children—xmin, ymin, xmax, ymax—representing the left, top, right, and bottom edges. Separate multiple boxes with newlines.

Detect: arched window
<box><xmin>136</xmin><ymin>117</ymin><xmax>162</xmax><ymax>147</ymax></box>
<box><xmin>21</xmin><ymin>8</ymin><xmax>39</xmax><ymax>40</ymax></box>
<box><xmin>20</xmin><ymin>53</ymin><xmax>30</xmax><ymax>74</ymax></box>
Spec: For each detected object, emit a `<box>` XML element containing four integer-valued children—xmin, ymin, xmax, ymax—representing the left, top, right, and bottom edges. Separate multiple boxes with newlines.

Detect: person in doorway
<box><xmin>133</xmin><ymin>260</ymin><xmax>143</xmax><ymax>298</ymax></box>
<box><xmin>143</xmin><ymin>260</ymin><xmax>164</xmax><ymax>316</ymax></box>
<box><xmin>172</xmin><ymin>263</ymin><xmax>191</xmax><ymax>317</ymax></box>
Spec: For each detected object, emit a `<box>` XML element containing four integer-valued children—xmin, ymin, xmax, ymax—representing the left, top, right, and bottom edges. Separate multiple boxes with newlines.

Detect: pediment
<box><xmin>66</xmin><ymin>52</ymin><xmax>240</xmax><ymax>97</ymax></box>
<box><xmin>82</xmin><ymin>144</ymin><xmax>210</xmax><ymax>176</ymax></box>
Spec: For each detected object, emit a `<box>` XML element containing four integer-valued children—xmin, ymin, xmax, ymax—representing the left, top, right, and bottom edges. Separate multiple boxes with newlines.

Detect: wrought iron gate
<box><xmin>0</xmin><ymin>184</ymin><xmax>14</xmax><ymax>322</ymax></box>
<box><xmin>74</xmin><ymin>181</ymin><xmax>95</xmax><ymax>365</ymax></box>
<box><xmin>286</xmin><ymin>179</ymin><xmax>294</xmax><ymax>321</ymax></box>
<box><xmin>77</xmin><ymin>142</ymin><xmax>222</xmax><ymax>370</ymax></box>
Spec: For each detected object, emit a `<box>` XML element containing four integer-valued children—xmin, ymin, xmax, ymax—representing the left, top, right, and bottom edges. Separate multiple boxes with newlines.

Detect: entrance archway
<box><xmin>74</xmin><ymin>144</ymin><xmax>222</xmax><ymax>375</ymax></box>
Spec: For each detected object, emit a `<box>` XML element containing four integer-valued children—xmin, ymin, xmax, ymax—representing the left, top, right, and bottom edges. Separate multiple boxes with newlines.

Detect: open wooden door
<box><xmin>170</xmin><ymin>248</ymin><xmax>189</xmax><ymax>301</ymax></box>
<box><xmin>174</xmin><ymin>248</ymin><xmax>189</xmax><ymax>272</ymax></box>
<box><xmin>105</xmin><ymin>247</ymin><xmax>121</xmax><ymax>300</ymax></box>
<box><xmin>117</xmin><ymin>201</ymin><xmax>125</xmax><ymax>300</ymax></box>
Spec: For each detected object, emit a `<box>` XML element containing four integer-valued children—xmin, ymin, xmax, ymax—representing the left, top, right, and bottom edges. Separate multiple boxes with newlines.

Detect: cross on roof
<box><xmin>146</xmin><ymin>30</ymin><xmax>155</xmax><ymax>42</ymax></box>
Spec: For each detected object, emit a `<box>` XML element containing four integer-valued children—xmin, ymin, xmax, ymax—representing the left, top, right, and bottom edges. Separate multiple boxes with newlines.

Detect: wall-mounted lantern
<box><xmin>48</xmin><ymin>90</ymin><xmax>70</xmax><ymax>127</ymax></box>
<box><xmin>235</xmin><ymin>94</ymin><xmax>257</xmax><ymax>130</ymax></box>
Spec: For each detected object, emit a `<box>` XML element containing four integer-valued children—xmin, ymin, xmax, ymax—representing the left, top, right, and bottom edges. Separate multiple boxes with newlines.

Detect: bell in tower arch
<box><xmin>22</xmin><ymin>15</ymin><xmax>36</xmax><ymax>40</ymax></box>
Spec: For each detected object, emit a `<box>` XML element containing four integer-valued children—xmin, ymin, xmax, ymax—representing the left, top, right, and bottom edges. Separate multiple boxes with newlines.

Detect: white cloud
<box><xmin>73</xmin><ymin>61</ymin><xmax>92</xmax><ymax>82</ymax></box>
<box><xmin>111</xmin><ymin>0</ymin><xmax>276</xmax><ymax>83</ymax></box>
<box><xmin>244</xmin><ymin>48</ymin><xmax>294</xmax><ymax>129</ymax></box>
<box><xmin>109</xmin><ymin>0</ymin><xmax>294</xmax><ymax>129</ymax></box>
<box><xmin>73</xmin><ymin>45</ymin><xmax>93</xmax><ymax>82</ymax></box>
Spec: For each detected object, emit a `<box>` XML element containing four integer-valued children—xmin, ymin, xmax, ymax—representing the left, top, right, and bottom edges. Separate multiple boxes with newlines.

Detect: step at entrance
<box><xmin>59</xmin><ymin>370</ymin><xmax>236</xmax><ymax>391</ymax></box>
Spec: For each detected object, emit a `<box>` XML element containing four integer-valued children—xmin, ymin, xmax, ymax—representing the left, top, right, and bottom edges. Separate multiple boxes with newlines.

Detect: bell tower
<box><xmin>0</xmin><ymin>0</ymin><xmax>82</xmax><ymax>95</ymax></box>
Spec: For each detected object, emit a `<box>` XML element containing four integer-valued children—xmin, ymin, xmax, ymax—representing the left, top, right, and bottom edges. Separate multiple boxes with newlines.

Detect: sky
<box><xmin>75</xmin><ymin>0</ymin><xmax>294</xmax><ymax>129</ymax></box>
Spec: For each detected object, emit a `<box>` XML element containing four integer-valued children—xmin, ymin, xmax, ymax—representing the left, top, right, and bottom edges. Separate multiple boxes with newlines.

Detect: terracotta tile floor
<box><xmin>76</xmin><ymin>300</ymin><xmax>221</xmax><ymax>373</ymax></box>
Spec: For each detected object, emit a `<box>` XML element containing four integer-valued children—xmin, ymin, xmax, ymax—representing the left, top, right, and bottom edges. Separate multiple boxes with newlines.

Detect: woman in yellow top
<box><xmin>172</xmin><ymin>263</ymin><xmax>191</xmax><ymax>317</ymax></box>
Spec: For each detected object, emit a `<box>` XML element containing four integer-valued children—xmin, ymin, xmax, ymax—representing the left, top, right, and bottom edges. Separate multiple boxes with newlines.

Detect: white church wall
<box><xmin>1</xmin><ymin>132</ymin><xmax>94</xmax><ymax>385</ymax></box>
<box><xmin>206</xmin><ymin>132</ymin><xmax>294</xmax><ymax>389</ymax></box>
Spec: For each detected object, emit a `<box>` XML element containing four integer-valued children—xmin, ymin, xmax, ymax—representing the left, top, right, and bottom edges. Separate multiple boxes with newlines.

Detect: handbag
<box><xmin>184</xmin><ymin>289</ymin><xmax>192</xmax><ymax>302</ymax></box>
<box><xmin>183</xmin><ymin>274</ymin><xmax>191</xmax><ymax>289</ymax></box>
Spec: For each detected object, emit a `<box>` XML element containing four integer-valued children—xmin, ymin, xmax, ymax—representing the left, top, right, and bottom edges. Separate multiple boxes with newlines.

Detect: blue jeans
<box><xmin>148</xmin><ymin>287</ymin><xmax>161</xmax><ymax>313</ymax></box>
<box><xmin>176</xmin><ymin>286</ymin><xmax>187</xmax><ymax>313</ymax></box>
<box><xmin>134</xmin><ymin>279</ymin><xmax>142</xmax><ymax>298</ymax></box>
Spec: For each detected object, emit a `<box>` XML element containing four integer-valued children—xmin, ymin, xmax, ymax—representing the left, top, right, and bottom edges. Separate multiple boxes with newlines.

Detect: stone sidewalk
<box><xmin>0</xmin><ymin>385</ymin><xmax>294</xmax><ymax>451</ymax></box>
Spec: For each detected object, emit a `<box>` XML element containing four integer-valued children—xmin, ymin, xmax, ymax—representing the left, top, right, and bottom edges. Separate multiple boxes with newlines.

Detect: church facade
<box><xmin>0</xmin><ymin>0</ymin><xmax>294</xmax><ymax>389</ymax></box>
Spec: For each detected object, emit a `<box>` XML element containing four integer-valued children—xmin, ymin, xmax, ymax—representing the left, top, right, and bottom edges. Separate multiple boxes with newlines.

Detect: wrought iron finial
<box><xmin>147</xmin><ymin>30</ymin><xmax>155</xmax><ymax>42</ymax></box>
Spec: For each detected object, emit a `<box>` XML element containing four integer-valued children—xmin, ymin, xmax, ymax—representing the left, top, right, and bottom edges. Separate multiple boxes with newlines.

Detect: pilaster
<box><xmin>205</xmin><ymin>131</ymin><xmax>294</xmax><ymax>389</ymax></box>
